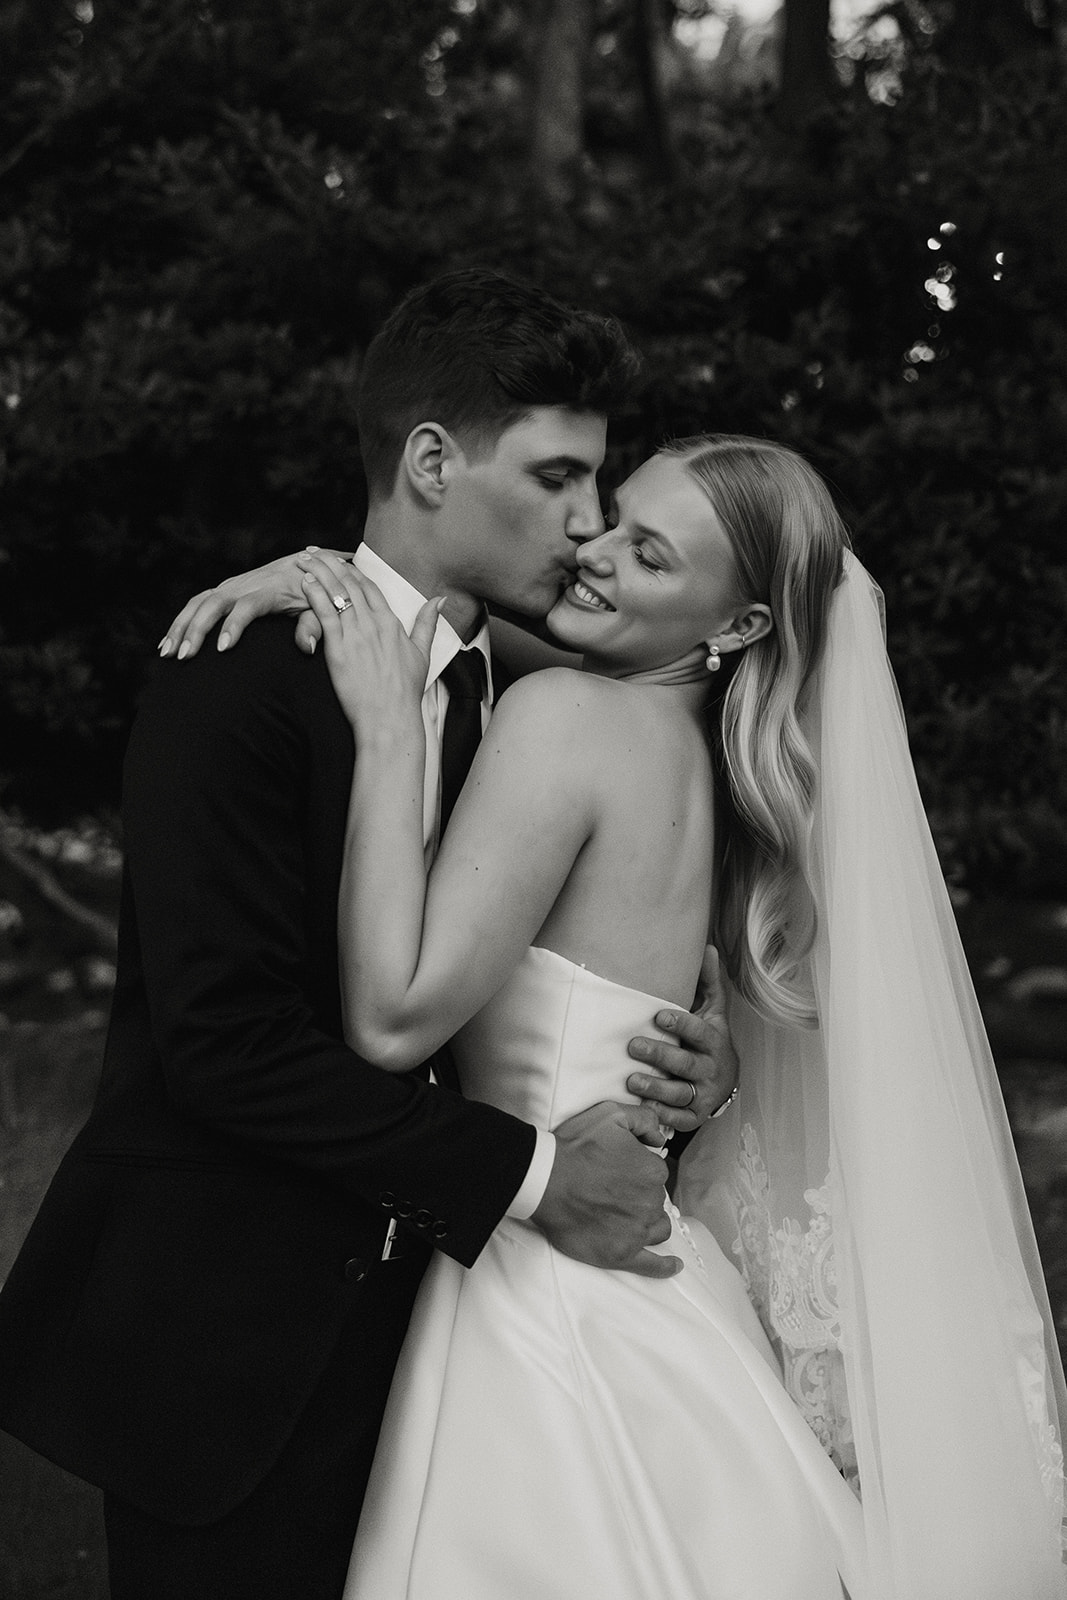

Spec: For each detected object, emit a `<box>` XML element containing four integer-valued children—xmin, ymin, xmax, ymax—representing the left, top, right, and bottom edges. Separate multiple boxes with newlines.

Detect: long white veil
<box><xmin>677</xmin><ymin>552</ymin><xmax>1067</xmax><ymax>1598</ymax></box>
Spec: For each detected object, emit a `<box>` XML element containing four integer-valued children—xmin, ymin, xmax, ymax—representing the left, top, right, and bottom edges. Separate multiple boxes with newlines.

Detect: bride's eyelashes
<box><xmin>601</xmin><ymin>503</ymin><xmax>664</xmax><ymax>574</ymax></box>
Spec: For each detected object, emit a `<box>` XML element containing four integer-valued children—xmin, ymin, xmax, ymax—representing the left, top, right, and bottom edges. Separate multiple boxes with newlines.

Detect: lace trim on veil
<box><xmin>731</xmin><ymin>1119</ymin><xmax>1065</xmax><ymax>1524</ymax></box>
<box><xmin>1020</xmin><ymin>1349</ymin><xmax>1067</xmax><ymax>1515</ymax></box>
<box><xmin>731</xmin><ymin>1123</ymin><xmax>859</xmax><ymax>1489</ymax></box>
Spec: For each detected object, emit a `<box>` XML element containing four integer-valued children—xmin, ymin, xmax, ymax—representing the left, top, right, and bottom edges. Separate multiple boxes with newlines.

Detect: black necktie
<box><xmin>439</xmin><ymin>650</ymin><xmax>486</xmax><ymax>836</ymax></box>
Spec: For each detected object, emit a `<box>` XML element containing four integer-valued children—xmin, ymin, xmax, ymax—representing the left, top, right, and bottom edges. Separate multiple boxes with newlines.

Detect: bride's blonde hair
<box><xmin>661</xmin><ymin>435</ymin><xmax>849</xmax><ymax>1028</ymax></box>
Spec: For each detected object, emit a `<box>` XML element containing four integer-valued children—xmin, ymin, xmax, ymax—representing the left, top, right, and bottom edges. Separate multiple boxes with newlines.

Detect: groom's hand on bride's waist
<box><xmin>626</xmin><ymin>946</ymin><xmax>739</xmax><ymax>1134</ymax></box>
<box><xmin>530</xmin><ymin>1103</ymin><xmax>682</xmax><ymax>1279</ymax></box>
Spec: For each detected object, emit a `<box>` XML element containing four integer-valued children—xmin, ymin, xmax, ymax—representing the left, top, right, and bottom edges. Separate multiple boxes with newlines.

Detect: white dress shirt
<box><xmin>351</xmin><ymin>544</ymin><xmax>555</xmax><ymax>1220</ymax></box>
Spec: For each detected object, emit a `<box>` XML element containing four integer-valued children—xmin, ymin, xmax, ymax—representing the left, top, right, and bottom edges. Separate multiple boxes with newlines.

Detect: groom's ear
<box><xmin>403</xmin><ymin>423</ymin><xmax>461</xmax><ymax>507</ymax></box>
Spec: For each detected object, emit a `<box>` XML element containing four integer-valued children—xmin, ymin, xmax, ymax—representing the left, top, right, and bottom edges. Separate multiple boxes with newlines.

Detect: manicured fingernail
<box><xmin>177</xmin><ymin>640</ymin><xmax>190</xmax><ymax>660</ymax></box>
<box><xmin>657</xmin><ymin>1011</ymin><xmax>676</xmax><ymax>1030</ymax></box>
<box><xmin>217</xmin><ymin>632</ymin><xmax>231</xmax><ymax>652</ymax></box>
<box><xmin>305</xmin><ymin>544</ymin><xmax>320</xmax><ymax>552</ymax></box>
<box><xmin>307</xmin><ymin>637</ymin><xmax>317</xmax><ymax>654</ymax></box>
<box><xmin>158</xmin><ymin>638</ymin><xmax>172</xmax><ymax>657</ymax></box>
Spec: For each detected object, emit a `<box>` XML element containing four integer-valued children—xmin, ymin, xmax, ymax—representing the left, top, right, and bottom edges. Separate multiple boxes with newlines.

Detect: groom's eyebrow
<box><xmin>530</xmin><ymin>454</ymin><xmax>597</xmax><ymax>473</ymax></box>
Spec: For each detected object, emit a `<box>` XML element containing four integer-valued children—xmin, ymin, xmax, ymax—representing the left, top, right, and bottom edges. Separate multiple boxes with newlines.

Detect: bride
<box><xmin>176</xmin><ymin>434</ymin><xmax>1067</xmax><ymax>1598</ymax></box>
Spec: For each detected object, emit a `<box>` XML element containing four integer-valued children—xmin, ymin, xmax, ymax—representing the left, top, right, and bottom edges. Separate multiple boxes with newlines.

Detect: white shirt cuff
<box><xmin>506</xmin><ymin>1128</ymin><xmax>556</xmax><ymax>1220</ymax></box>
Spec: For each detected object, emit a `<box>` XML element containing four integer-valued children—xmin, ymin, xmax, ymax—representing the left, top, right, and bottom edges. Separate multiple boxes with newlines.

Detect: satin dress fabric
<box><xmin>344</xmin><ymin>946</ymin><xmax>869</xmax><ymax>1599</ymax></box>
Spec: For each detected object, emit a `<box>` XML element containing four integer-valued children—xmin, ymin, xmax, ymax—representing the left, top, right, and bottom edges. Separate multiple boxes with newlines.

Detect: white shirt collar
<box><xmin>351</xmin><ymin>543</ymin><xmax>493</xmax><ymax>701</ymax></box>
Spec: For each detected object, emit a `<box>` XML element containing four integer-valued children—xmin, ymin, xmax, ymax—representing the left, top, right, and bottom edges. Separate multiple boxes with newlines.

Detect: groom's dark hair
<box><xmin>356</xmin><ymin>267</ymin><xmax>641</xmax><ymax>497</ymax></box>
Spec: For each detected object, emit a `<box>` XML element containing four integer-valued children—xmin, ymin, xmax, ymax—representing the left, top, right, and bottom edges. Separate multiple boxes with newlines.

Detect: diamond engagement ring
<box><xmin>332</xmin><ymin>594</ymin><xmax>353</xmax><ymax>614</ymax></box>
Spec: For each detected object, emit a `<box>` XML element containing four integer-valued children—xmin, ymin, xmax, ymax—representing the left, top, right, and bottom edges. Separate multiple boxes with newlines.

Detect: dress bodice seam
<box><xmin>543</xmin><ymin>957</ymin><xmax>580</xmax><ymax>1135</ymax></box>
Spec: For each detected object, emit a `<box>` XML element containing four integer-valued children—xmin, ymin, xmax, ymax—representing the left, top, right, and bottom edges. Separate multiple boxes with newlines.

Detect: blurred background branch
<box><xmin>0</xmin><ymin>826</ymin><xmax>116</xmax><ymax>956</ymax></box>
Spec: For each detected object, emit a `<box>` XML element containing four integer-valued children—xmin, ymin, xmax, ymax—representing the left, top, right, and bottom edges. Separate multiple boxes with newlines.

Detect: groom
<box><xmin>0</xmin><ymin>269</ymin><xmax>735</xmax><ymax>1600</ymax></box>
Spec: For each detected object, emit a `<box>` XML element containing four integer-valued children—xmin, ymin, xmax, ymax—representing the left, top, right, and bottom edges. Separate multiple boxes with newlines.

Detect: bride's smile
<box><xmin>565</xmin><ymin>577</ymin><xmax>615</xmax><ymax>611</ymax></box>
<box><xmin>548</xmin><ymin>452</ymin><xmax>770</xmax><ymax>680</ymax></box>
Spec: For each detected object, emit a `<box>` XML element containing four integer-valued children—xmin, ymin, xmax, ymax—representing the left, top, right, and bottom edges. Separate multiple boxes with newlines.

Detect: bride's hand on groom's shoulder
<box><xmin>158</xmin><ymin>547</ymin><xmax>354</xmax><ymax>661</ymax></box>
<box><xmin>300</xmin><ymin>554</ymin><xmax>438</xmax><ymax>735</ymax></box>
<box><xmin>625</xmin><ymin>946</ymin><xmax>739</xmax><ymax>1134</ymax></box>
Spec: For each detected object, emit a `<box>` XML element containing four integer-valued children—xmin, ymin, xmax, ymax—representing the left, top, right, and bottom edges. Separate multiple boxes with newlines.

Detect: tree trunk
<box><xmin>529</xmin><ymin>0</ymin><xmax>594</xmax><ymax>204</ymax></box>
<box><xmin>633</xmin><ymin>0</ymin><xmax>677</xmax><ymax>184</ymax></box>
<box><xmin>778</xmin><ymin>0</ymin><xmax>833</xmax><ymax>122</ymax></box>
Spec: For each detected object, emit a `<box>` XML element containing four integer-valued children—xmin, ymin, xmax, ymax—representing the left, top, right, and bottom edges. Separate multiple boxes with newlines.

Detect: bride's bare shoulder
<box><xmin>491</xmin><ymin>667</ymin><xmax>632</xmax><ymax>732</ymax></box>
<box><xmin>489</xmin><ymin>669</ymin><xmax>672</xmax><ymax>771</ymax></box>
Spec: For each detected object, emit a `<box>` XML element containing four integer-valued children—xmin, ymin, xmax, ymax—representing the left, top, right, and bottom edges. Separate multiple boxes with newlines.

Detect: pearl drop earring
<box><xmin>705</xmin><ymin>645</ymin><xmax>721</xmax><ymax>672</ymax></box>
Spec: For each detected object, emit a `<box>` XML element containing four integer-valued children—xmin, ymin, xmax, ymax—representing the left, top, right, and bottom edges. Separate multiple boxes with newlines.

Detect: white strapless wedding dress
<box><xmin>344</xmin><ymin>946</ymin><xmax>870</xmax><ymax>1600</ymax></box>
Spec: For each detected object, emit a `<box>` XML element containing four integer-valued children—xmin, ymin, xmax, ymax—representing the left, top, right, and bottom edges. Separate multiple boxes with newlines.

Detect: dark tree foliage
<box><xmin>1</xmin><ymin>0</ymin><xmax>1065</xmax><ymax>893</ymax></box>
<box><xmin>1</xmin><ymin>0</ymin><xmax>456</xmax><ymax>812</ymax></box>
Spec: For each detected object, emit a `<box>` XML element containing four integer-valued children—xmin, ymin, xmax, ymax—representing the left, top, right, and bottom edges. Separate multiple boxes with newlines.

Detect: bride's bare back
<box><xmin>340</xmin><ymin>664</ymin><xmax>716</xmax><ymax>1070</ymax></box>
<box><xmin>527</xmin><ymin>672</ymin><xmax>715</xmax><ymax>1009</ymax></box>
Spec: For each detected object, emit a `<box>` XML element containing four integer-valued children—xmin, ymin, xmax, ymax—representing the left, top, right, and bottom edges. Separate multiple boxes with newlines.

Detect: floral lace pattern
<box><xmin>731</xmin><ymin>1123</ymin><xmax>858</xmax><ymax>1488</ymax></box>
<box><xmin>731</xmin><ymin>1121</ymin><xmax>1067</xmax><ymax>1520</ymax></box>
<box><xmin>1018</xmin><ymin>1344</ymin><xmax>1067</xmax><ymax>1537</ymax></box>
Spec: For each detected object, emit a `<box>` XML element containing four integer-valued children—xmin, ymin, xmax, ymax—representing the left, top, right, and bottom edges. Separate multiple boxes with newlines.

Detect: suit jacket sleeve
<box><xmin>121</xmin><ymin>622</ymin><xmax>536</xmax><ymax>1267</ymax></box>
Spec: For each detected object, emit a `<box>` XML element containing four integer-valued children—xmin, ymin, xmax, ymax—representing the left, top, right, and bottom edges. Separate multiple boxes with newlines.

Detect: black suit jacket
<box><xmin>0</xmin><ymin>618</ymin><xmax>535</xmax><ymax>1523</ymax></box>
